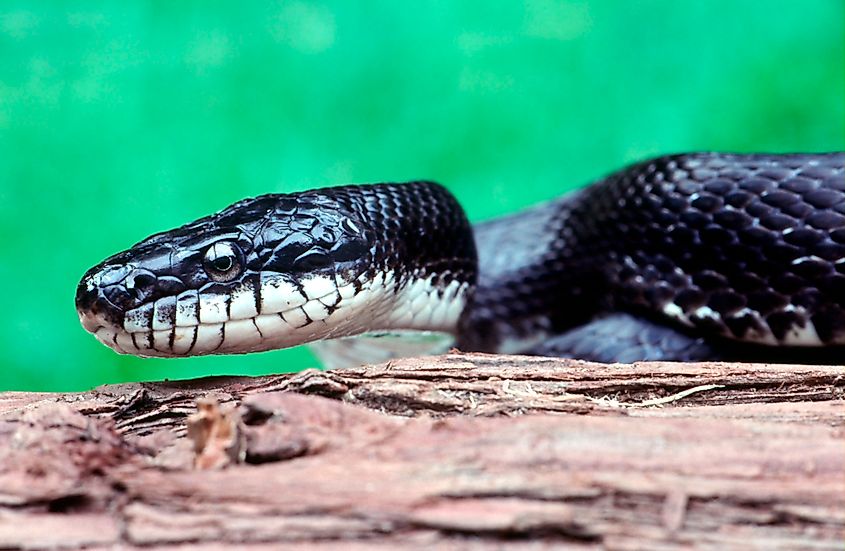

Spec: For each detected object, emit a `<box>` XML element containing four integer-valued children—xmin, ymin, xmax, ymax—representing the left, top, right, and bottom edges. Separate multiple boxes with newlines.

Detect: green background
<box><xmin>1</xmin><ymin>1</ymin><xmax>842</xmax><ymax>391</ymax></box>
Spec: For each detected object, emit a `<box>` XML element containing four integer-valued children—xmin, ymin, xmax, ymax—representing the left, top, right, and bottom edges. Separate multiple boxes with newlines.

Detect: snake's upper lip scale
<box><xmin>118</xmin><ymin>286</ymin><xmax>343</xmax><ymax>335</ymax></box>
<box><xmin>77</xmin><ymin>253</ymin><xmax>353</xmax><ymax>343</ymax></box>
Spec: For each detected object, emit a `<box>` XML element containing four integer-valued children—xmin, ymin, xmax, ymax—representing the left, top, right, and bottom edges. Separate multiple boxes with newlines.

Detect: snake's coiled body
<box><xmin>462</xmin><ymin>152</ymin><xmax>845</xmax><ymax>360</ymax></box>
<box><xmin>77</xmin><ymin>152</ymin><xmax>845</xmax><ymax>363</ymax></box>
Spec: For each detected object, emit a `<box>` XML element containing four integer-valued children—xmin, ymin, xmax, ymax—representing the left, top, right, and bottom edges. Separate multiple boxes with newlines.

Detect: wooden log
<box><xmin>0</xmin><ymin>353</ymin><xmax>843</xmax><ymax>549</ymax></box>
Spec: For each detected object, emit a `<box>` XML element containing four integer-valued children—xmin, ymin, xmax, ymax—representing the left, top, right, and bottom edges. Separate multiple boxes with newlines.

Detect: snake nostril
<box><xmin>126</xmin><ymin>270</ymin><xmax>157</xmax><ymax>291</ymax></box>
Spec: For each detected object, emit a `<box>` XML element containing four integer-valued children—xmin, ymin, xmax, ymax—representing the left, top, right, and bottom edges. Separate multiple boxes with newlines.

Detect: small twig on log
<box><xmin>637</xmin><ymin>383</ymin><xmax>726</xmax><ymax>407</ymax></box>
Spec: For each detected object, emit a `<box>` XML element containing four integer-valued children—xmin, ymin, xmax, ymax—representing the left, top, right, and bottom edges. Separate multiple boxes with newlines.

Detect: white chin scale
<box><xmin>93</xmin><ymin>270</ymin><xmax>469</xmax><ymax>358</ymax></box>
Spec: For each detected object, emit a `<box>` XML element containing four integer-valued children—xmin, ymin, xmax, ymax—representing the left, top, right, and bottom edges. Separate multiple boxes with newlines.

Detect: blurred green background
<box><xmin>0</xmin><ymin>1</ymin><xmax>842</xmax><ymax>391</ymax></box>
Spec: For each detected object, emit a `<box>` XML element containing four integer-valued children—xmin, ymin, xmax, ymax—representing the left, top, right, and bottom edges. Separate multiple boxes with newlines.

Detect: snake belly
<box><xmin>76</xmin><ymin>152</ymin><xmax>845</xmax><ymax>363</ymax></box>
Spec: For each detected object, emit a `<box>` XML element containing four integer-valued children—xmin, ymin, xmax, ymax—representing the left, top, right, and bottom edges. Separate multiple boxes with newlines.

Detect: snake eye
<box><xmin>203</xmin><ymin>241</ymin><xmax>243</xmax><ymax>282</ymax></box>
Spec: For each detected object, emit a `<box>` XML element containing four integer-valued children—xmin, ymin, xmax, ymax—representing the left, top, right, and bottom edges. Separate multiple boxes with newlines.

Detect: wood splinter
<box><xmin>186</xmin><ymin>396</ymin><xmax>245</xmax><ymax>469</ymax></box>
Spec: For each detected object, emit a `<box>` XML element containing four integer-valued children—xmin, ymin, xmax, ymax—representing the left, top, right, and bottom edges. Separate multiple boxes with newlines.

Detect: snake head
<box><xmin>76</xmin><ymin>191</ymin><xmax>377</xmax><ymax>357</ymax></box>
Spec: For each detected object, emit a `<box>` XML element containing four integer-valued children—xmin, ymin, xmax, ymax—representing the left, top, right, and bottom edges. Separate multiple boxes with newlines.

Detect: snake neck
<box><xmin>341</xmin><ymin>182</ymin><xmax>479</xmax><ymax>336</ymax></box>
<box><xmin>457</xmin><ymin>190</ymin><xmax>594</xmax><ymax>352</ymax></box>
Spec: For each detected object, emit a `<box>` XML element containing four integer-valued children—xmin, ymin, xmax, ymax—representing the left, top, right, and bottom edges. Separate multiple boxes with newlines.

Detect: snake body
<box><xmin>77</xmin><ymin>152</ymin><xmax>845</xmax><ymax>363</ymax></box>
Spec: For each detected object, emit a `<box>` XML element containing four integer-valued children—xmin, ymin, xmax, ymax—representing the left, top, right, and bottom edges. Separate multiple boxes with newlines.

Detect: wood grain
<box><xmin>1</xmin><ymin>353</ymin><xmax>843</xmax><ymax>549</ymax></box>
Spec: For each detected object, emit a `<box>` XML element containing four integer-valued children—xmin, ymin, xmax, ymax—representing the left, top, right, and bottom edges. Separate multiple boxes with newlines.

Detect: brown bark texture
<box><xmin>0</xmin><ymin>353</ymin><xmax>843</xmax><ymax>550</ymax></box>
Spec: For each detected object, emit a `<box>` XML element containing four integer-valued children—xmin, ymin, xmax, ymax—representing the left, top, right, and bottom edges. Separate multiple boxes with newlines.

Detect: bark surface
<box><xmin>1</xmin><ymin>353</ymin><xmax>843</xmax><ymax>550</ymax></box>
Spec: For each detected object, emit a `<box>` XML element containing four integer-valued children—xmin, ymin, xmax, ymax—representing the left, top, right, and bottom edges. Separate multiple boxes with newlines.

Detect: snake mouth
<box><xmin>94</xmin><ymin>307</ymin><xmax>330</xmax><ymax>358</ymax></box>
<box><xmin>85</xmin><ymin>274</ymin><xmax>353</xmax><ymax>358</ymax></box>
<box><xmin>84</xmin><ymin>271</ymin><xmax>470</xmax><ymax>358</ymax></box>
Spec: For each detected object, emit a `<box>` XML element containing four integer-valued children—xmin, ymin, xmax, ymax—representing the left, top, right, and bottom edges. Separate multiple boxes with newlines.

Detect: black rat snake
<box><xmin>77</xmin><ymin>152</ymin><xmax>845</xmax><ymax>364</ymax></box>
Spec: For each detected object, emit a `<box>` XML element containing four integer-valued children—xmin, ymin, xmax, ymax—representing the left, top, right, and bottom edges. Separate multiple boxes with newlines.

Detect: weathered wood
<box><xmin>0</xmin><ymin>353</ymin><xmax>843</xmax><ymax>549</ymax></box>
